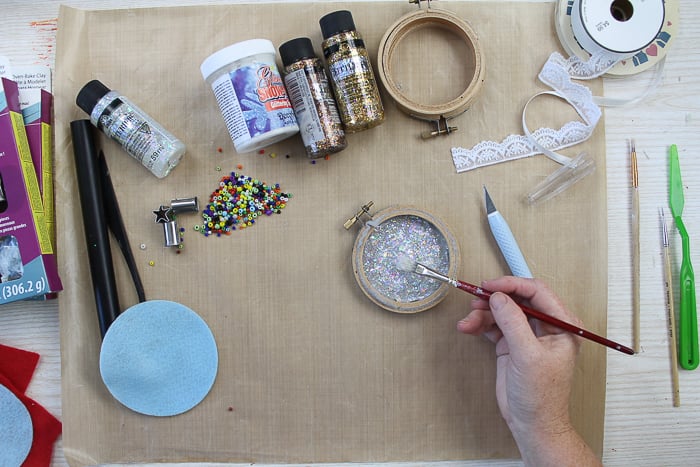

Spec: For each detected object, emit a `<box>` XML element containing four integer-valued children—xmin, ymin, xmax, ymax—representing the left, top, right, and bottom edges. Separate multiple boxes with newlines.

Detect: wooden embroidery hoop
<box><xmin>345</xmin><ymin>202</ymin><xmax>461</xmax><ymax>314</ymax></box>
<box><xmin>377</xmin><ymin>1</ymin><xmax>485</xmax><ymax>138</ymax></box>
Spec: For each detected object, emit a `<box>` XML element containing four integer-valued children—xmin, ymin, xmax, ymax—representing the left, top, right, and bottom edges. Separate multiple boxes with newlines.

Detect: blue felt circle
<box><xmin>99</xmin><ymin>300</ymin><xmax>218</xmax><ymax>416</ymax></box>
<box><xmin>0</xmin><ymin>383</ymin><xmax>33</xmax><ymax>466</ymax></box>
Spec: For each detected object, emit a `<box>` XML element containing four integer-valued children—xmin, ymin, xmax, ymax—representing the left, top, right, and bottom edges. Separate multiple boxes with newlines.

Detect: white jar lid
<box><xmin>200</xmin><ymin>38</ymin><xmax>276</xmax><ymax>80</ymax></box>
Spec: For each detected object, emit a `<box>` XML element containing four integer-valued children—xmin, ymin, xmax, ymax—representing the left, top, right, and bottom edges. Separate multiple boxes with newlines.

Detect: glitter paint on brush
<box><xmin>347</xmin><ymin>205</ymin><xmax>460</xmax><ymax>313</ymax></box>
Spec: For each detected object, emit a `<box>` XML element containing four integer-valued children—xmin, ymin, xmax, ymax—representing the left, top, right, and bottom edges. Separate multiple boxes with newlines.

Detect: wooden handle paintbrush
<box><xmin>631</xmin><ymin>140</ymin><xmax>641</xmax><ymax>353</ymax></box>
<box><xmin>661</xmin><ymin>208</ymin><xmax>681</xmax><ymax>406</ymax></box>
<box><xmin>396</xmin><ymin>256</ymin><xmax>635</xmax><ymax>355</ymax></box>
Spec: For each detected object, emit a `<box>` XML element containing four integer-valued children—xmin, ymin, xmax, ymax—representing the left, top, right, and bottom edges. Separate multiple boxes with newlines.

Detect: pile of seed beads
<box><xmin>198</xmin><ymin>172</ymin><xmax>292</xmax><ymax>237</ymax></box>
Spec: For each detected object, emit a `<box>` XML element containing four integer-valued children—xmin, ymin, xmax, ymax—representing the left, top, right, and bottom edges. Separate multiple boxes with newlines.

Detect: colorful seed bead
<box><xmin>199</xmin><ymin>171</ymin><xmax>292</xmax><ymax>237</ymax></box>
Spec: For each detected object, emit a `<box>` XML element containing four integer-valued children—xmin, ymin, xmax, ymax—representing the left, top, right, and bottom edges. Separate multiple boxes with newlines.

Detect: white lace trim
<box><xmin>537</xmin><ymin>55</ymin><xmax>602</xmax><ymax>122</ymax></box>
<box><xmin>452</xmin><ymin>51</ymin><xmax>604</xmax><ymax>173</ymax></box>
<box><xmin>548</xmin><ymin>50</ymin><xmax>619</xmax><ymax>80</ymax></box>
<box><xmin>451</xmin><ymin>123</ymin><xmax>587</xmax><ymax>172</ymax></box>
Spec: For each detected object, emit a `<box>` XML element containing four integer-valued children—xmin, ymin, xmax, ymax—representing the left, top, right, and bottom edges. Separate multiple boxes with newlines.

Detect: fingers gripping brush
<box><xmin>395</xmin><ymin>255</ymin><xmax>634</xmax><ymax>355</ymax></box>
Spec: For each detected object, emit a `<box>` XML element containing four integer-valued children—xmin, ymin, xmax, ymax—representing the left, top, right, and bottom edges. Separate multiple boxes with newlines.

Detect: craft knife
<box><xmin>484</xmin><ymin>186</ymin><xmax>533</xmax><ymax>278</ymax></box>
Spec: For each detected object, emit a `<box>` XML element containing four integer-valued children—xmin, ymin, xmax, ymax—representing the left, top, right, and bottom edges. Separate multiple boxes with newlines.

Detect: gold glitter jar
<box><xmin>320</xmin><ymin>10</ymin><xmax>385</xmax><ymax>133</ymax></box>
<box><xmin>344</xmin><ymin>203</ymin><xmax>461</xmax><ymax>313</ymax></box>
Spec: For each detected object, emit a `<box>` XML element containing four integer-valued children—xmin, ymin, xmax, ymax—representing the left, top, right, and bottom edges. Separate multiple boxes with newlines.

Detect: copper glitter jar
<box><xmin>345</xmin><ymin>203</ymin><xmax>461</xmax><ymax>313</ymax></box>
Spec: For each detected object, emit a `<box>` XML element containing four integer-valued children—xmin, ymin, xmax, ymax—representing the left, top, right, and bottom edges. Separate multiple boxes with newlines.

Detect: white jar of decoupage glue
<box><xmin>201</xmin><ymin>39</ymin><xmax>299</xmax><ymax>153</ymax></box>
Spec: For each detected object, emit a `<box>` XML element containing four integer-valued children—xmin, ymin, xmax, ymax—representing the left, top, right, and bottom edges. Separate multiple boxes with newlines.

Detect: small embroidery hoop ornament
<box><xmin>344</xmin><ymin>202</ymin><xmax>461</xmax><ymax>313</ymax></box>
<box><xmin>377</xmin><ymin>0</ymin><xmax>484</xmax><ymax>138</ymax></box>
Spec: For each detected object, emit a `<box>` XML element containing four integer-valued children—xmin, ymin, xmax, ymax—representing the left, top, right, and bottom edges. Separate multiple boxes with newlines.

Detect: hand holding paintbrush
<box><xmin>395</xmin><ymin>256</ymin><xmax>634</xmax><ymax>355</ymax></box>
<box><xmin>452</xmin><ymin>274</ymin><xmax>605</xmax><ymax>466</ymax></box>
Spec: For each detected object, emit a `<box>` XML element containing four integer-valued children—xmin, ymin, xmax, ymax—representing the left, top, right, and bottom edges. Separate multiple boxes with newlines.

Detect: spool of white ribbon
<box><xmin>566</xmin><ymin>0</ymin><xmax>665</xmax><ymax>79</ymax></box>
<box><xmin>572</xmin><ymin>0</ymin><xmax>664</xmax><ymax>59</ymax></box>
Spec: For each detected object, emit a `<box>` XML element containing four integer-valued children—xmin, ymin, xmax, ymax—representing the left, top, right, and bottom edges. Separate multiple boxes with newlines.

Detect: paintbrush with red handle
<box><xmin>396</xmin><ymin>256</ymin><xmax>634</xmax><ymax>355</ymax></box>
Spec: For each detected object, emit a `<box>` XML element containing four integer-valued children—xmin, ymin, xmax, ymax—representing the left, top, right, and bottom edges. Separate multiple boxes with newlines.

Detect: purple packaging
<box><xmin>24</xmin><ymin>90</ymin><xmax>55</xmax><ymax>247</ymax></box>
<box><xmin>24</xmin><ymin>90</ymin><xmax>57</xmax><ymax>300</ymax></box>
<box><xmin>0</xmin><ymin>78</ymin><xmax>62</xmax><ymax>303</ymax></box>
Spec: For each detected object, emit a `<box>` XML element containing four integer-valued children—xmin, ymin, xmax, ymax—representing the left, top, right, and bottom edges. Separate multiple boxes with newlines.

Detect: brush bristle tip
<box><xmin>395</xmin><ymin>254</ymin><xmax>417</xmax><ymax>273</ymax></box>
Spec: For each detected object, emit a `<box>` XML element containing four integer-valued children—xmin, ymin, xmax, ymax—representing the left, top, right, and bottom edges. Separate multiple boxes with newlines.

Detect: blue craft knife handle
<box><xmin>677</xmin><ymin>219</ymin><xmax>699</xmax><ymax>370</ymax></box>
<box><xmin>487</xmin><ymin>212</ymin><xmax>533</xmax><ymax>278</ymax></box>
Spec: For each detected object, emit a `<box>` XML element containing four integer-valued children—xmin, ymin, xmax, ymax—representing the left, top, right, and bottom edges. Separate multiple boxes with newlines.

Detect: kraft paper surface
<box><xmin>54</xmin><ymin>1</ymin><xmax>607</xmax><ymax>464</ymax></box>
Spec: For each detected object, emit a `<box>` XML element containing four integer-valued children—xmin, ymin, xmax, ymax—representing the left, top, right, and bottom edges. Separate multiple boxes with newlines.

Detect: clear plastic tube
<box><xmin>526</xmin><ymin>152</ymin><xmax>596</xmax><ymax>204</ymax></box>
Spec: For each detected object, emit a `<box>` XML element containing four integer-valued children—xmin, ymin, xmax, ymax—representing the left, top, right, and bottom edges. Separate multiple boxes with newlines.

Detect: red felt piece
<box><xmin>0</xmin><ymin>343</ymin><xmax>40</xmax><ymax>393</ymax></box>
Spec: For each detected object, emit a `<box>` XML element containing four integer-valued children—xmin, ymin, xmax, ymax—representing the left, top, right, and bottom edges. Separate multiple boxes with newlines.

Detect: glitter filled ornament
<box><xmin>347</xmin><ymin>204</ymin><xmax>460</xmax><ymax>313</ymax></box>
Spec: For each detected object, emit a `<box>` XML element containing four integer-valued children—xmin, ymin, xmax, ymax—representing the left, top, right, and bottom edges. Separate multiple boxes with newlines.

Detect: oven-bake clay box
<box><xmin>0</xmin><ymin>78</ymin><xmax>61</xmax><ymax>303</ymax></box>
<box><xmin>23</xmin><ymin>89</ymin><xmax>56</xmax><ymax>257</ymax></box>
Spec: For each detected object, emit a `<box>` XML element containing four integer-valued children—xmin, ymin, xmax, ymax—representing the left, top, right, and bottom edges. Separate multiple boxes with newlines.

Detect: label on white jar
<box><xmin>211</xmin><ymin>62</ymin><xmax>296</xmax><ymax>150</ymax></box>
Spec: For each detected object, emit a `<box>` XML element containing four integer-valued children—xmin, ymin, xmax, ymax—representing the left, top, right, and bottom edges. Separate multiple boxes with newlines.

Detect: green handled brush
<box><xmin>669</xmin><ymin>144</ymin><xmax>698</xmax><ymax>370</ymax></box>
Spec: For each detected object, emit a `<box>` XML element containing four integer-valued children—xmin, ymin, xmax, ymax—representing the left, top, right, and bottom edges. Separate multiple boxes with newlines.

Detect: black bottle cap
<box><xmin>319</xmin><ymin>10</ymin><xmax>356</xmax><ymax>39</ymax></box>
<box><xmin>76</xmin><ymin>79</ymin><xmax>111</xmax><ymax>115</ymax></box>
<box><xmin>279</xmin><ymin>38</ymin><xmax>317</xmax><ymax>67</ymax></box>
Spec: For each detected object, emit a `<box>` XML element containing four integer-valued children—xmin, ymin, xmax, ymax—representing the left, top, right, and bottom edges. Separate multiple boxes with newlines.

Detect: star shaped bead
<box><xmin>153</xmin><ymin>205</ymin><xmax>172</xmax><ymax>223</ymax></box>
